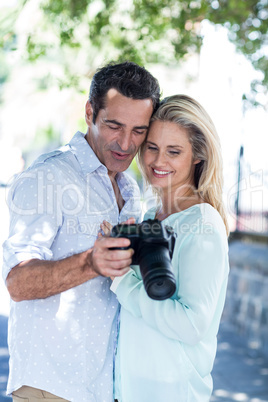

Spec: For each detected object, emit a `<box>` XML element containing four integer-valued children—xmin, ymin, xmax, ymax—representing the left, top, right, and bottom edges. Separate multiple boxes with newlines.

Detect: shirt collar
<box><xmin>68</xmin><ymin>132</ymin><xmax>133</xmax><ymax>188</ymax></box>
<box><xmin>68</xmin><ymin>131</ymin><xmax>105</xmax><ymax>176</ymax></box>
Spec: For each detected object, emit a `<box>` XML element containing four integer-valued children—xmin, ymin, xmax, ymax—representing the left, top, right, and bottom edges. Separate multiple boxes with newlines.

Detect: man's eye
<box><xmin>134</xmin><ymin>130</ymin><xmax>146</xmax><ymax>135</ymax></box>
<box><xmin>108</xmin><ymin>125</ymin><xmax>120</xmax><ymax>130</ymax></box>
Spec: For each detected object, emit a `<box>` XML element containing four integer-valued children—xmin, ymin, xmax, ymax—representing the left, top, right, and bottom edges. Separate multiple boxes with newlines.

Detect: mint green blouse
<box><xmin>111</xmin><ymin>204</ymin><xmax>229</xmax><ymax>402</ymax></box>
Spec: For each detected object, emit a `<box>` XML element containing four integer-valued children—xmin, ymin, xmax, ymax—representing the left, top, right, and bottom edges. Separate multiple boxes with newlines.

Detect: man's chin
<box><xmin>107</xmin><ymin>159</ymin><xmax>132</xmax><ymax>177</ymax></box>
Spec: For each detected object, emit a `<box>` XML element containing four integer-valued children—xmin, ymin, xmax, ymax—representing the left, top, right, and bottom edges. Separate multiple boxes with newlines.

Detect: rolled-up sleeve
<box><xmin>2</xmin><ymin>166</ymin><xmax>62</xmax><ymax>281</ymax></box>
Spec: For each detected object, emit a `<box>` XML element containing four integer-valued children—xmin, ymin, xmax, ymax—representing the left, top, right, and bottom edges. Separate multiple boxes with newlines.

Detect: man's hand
<box><xmin>97</xmin><ymin>217</ymin><xmax>136</xmax><ymax>281</ymax></box>
<box><xmin>6</xmin><ymin>218</ymin><xmax>136</xmax><ymax>301</ymax></box>
<box><xmin>88</xmin><ymin>236</ymin><xmax>134</xmax><ymax>278</ymax></box>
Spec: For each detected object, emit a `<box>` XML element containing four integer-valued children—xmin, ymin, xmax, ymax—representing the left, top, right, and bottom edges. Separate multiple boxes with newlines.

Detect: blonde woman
<box><xmin>102</xmin><ymin>95</ymin><xmax>230</xmax><ymax>402</ymax></box>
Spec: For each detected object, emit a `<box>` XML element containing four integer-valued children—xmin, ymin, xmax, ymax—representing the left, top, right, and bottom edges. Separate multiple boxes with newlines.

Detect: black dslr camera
<box><xmin>110</xmin><ymin>219</ymin><xmax>177</xmax><ymax>300</ymax></box>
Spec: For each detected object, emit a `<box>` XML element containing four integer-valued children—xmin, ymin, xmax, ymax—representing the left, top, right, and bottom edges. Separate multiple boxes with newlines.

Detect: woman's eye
<box><xmin>147</xmin><ymin>146</ymin><xmax>158</xmax><ymax>151</ymax></box>
<box><xmin>168</xmin><ymin>150</ymin><xmax>180</xmax><ymax>155</ymax></box>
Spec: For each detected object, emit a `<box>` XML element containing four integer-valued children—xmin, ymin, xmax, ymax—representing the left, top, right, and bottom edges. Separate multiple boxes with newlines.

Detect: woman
<box><xmin>104</xmin><ymin>95</ymin><xmax>229</xmax><ymax>401</ymax></box>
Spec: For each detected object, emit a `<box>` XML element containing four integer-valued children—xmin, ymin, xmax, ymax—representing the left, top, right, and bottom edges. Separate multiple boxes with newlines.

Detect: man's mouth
<box><xmin>111</xmin><ymin>151</ymin><xmax>131</xmax><ymax>160</ymax></box>
<box><xmin>152</xmin><ymin>168</ymin><xmax>173</xmax><ymax>177</ymax></box>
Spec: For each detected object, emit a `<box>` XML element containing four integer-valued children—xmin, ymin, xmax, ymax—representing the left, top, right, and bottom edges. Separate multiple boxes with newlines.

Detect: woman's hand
<box><xmin>100</xmin><ymin>220</ymin><xmax>113</xmax><ymax>237</ymax></box>
<box><xmin>99</xmin><ymin>217</ymin><xmax>136</xmax><ymax>237</ymax></box>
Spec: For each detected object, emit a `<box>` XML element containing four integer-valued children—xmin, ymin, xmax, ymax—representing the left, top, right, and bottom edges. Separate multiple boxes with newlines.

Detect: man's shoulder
<box><xmin>29</xmin><ymin>145</ymin><xmax>72</xmax><ymax>170</ymax></box>
<box><xmin>10</xmin><ymin>145</ymin><xmax>79</xmax><ymax>192</ymax></box>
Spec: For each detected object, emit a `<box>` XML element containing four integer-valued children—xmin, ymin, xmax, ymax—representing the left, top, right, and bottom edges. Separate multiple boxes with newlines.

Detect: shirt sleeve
<box><xmin>2</xmin><ymin>165</ymin><xmax>63</xmax><ymax>281</ymax></box>
<box><xmin>111</xmin><ymin>224</ymin><xmax>229</xmax><ymax>345</ymax></box>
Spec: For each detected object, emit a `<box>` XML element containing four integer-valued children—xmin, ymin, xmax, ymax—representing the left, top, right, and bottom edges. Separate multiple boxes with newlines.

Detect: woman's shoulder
<box><xmin>168</xmin><ymin>203</ymin><xmax>226</xmax><ymax>237</ymax></box>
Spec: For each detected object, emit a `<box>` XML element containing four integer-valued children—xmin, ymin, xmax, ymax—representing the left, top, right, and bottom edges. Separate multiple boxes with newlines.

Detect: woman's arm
<box><xmin>111</xmin><ymin>226</ymin><xmax>229</xmax><ymax>345</ymax></box>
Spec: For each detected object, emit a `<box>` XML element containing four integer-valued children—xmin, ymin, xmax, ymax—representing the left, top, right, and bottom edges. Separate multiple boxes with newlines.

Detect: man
<box><xmin>2</xmin><ymin>61</ymin><xmax>160</xmax><ymax>402</ymax></box>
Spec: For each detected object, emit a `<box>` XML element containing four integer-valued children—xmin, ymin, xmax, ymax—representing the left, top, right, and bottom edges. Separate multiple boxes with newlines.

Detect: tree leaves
<box><xmin>1</xmin><ymin>0</ymin><xmax>267</xmax><ymax>107</ymax></box>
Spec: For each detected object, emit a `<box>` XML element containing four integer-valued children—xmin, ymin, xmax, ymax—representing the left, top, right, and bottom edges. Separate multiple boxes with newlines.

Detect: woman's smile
<box><xmin>151</xmin><ymin>167</ymin><xmax>173</xmax><ymax>177</ymax></box>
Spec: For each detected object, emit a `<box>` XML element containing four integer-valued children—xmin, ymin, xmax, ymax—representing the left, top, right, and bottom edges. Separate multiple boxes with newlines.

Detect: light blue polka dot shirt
<box><xmin>2</xmin><ymin>132</ymin><xmax>142</xmax><ymax>402</ymax></box>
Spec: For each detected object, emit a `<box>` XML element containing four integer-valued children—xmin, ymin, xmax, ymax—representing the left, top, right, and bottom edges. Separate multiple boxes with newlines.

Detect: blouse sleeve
<box><xmin>111</xmin><ymin>223</ymin><xmax>229</xmax><ymax>345</ymax></box>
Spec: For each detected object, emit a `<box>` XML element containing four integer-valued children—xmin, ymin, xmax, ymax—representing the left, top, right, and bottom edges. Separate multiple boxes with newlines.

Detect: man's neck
<box><xmin>110</xmin><ymin>174</ymin><xmax>125</xmax><ymax>212</ymax></box>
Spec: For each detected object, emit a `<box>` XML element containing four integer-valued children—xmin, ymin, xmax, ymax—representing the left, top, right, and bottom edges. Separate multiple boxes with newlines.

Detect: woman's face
<box><xmin>142</xmin><ymin>120</ymin><xmax>200</xmax><ymax>194</ymax></box>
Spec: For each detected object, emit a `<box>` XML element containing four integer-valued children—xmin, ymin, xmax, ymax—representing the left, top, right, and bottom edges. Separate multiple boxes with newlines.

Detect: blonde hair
<box><xmin>138</xmin><ymin>94</ymin><xmax>229</xmax><ymax>235</ymax></box>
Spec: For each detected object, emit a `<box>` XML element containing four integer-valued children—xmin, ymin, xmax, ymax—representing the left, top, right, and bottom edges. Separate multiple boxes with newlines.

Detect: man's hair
<box><xmin>89</xmin><ymin>61</ymin><xmax>160</xmax><ymax>123</ymax></box>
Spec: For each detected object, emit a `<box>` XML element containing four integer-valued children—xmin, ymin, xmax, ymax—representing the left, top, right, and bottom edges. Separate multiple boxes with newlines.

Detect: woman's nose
<box><xmin>154</xmin><ymin>151</ymin><xmax>167</xmax><ymax>166</ymax></box>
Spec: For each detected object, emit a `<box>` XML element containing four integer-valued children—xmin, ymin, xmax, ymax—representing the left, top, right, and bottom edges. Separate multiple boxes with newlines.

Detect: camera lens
<box><xmin>138</xmin><ymin>245</ymin><xmax>176</xmax><ymax>300</ymax></box>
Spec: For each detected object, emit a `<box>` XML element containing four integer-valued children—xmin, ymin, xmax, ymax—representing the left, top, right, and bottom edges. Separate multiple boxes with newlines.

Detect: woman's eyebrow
<box><xmin>167</xmin><ymin>145</ymin><xmax>184</xmax><ymax>149</ymax></box>
<box><xmin>147</xmin><ymin>140</ymin><xmax>183</xmax><ymax>149</ymax></box>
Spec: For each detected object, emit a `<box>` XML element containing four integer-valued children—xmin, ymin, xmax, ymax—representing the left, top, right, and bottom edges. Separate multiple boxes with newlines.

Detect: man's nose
<box><xmin>118</xmin><ymin>132</ymin><xmax>132</xmax><ymax>152</ymax></box>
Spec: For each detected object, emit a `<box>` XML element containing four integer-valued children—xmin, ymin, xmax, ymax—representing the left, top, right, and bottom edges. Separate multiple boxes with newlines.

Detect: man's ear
<box><xmin>85</xmin><ymin>100</ymin><xmax>94</xmax><ymax>126</ymax></box>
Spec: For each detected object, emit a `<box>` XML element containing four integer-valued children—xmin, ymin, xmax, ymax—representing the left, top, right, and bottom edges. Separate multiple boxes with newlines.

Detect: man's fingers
<box><xmin>105</xmin><ymin>248</ymin><xmax>134</xmax><ymax>261</ymax></box>
<box><xmin>97</xmin><ymin>236</ymin><xmax>131</xmax><ymax>249</ymax></box>
<box><xmin>109</xmin><ymin>267</ymin><xmax>130</xmax><ymax>277</ymax></box>
<box><xmin>106</xmin><ymin>257</ymin><xmax>133</xmax><ymax>269</ymax></box>
<box><xmin>91</xmin><ymin>236</ymin><xmax>134</xmax><ymax>277</ymax></box>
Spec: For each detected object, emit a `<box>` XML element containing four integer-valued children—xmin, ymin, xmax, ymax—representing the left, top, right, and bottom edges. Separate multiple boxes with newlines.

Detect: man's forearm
<box><xmin>6</xmin><ymin>236</ymin><xmax>133</xmax><ymax>302</ymax></box>
<box><xmin>6</xmin><ymin>250</ymin><xmax>97</xmax><ymax>302</ymax></box>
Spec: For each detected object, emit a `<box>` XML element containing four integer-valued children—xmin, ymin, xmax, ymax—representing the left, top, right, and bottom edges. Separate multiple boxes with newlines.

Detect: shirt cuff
<box><xmin>110</xmin><ymin>270</ymin><xmax>132</xmax><ymax>293</ymax></box>
<box><xmin>2</xmin><ymin>252</ymin><xmax>43</xmax><ymax>281</ymax></box>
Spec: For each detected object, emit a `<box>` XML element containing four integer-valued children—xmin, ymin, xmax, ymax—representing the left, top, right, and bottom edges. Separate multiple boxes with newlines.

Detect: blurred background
<box><xmin>0</xmin><ymin>0</ymin><xmax>268</xmax><ymax>401</ymax></box>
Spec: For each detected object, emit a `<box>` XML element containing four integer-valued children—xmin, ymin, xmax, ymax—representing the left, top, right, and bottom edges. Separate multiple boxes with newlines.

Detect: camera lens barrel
<box><xmin>110</xmin><ymin>220</ymin><xmax>177</xmax><ymax>300</ymax></box>
<box><xmin>138</xmin><ymin>245</ymin><xmax>176</xmax><ymax>300</ymax></box>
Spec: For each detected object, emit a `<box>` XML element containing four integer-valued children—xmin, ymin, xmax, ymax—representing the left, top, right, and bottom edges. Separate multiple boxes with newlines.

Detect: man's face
<box><xmin>85</xmin><ymin>89</ymin><xmax>153</xmax><ymax>178</ymax></box>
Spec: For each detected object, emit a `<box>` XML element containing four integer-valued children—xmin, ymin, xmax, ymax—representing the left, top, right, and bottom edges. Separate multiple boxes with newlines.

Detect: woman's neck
<box><xmin>155</xmin><ymin>187</ymin><xmax>203</xmax><ymax>220</ymax></box>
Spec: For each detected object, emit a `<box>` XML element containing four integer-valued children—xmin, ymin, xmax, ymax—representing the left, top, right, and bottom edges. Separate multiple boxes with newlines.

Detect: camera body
<box><xmin>110</xmin><ymin>219</ymin><xmax>177</xmax><ymax>300</ymax></box>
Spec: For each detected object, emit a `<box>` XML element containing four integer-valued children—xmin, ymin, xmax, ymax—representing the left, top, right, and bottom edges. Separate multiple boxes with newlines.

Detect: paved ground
<box><xmin>1</xmin><ymin>292</ymin><xmax>268</xmax><ymax>402</ymax></box>
<box><xmin>211</xmin><ymin>323</ymin><xmax>268</xmax><ymax>402</ymax></box>
<box><xmin>0</xmin><ymin>314</ymin><xmax>10</xmax><ymax>402</ymax></box>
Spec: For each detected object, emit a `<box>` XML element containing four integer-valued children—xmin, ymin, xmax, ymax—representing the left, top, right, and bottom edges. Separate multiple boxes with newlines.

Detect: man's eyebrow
<box><xmin>134</xmin><ymin>125</ymin><xmax>149</xmax><ymax>130</ymax></box>
<box><xmin>104</xmin><ymin>119</ymin><xmax>149</xmax><ymax>130</ymax></box>
<box><xmin>104</xmin><ymin>119</ymin><xmax>125</xmax><ymax>126</ymax></box>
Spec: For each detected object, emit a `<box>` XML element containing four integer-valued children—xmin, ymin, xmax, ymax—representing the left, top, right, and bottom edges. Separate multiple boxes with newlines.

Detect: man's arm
<box><xmin>6</xmin><ymin>236</ymin><xmax>133</xmax><ymax>302</ymax></box>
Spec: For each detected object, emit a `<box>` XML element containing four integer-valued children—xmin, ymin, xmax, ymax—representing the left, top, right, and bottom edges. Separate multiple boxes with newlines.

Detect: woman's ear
<box><xmin>85</xmin><ymin>100</ymin><xmax>94</xmax><ymax>127</ymax></box>
<box><xmin>193</xmin><ymin>158</ymin><xmax>201</xmax><ymax>165</ymax></box>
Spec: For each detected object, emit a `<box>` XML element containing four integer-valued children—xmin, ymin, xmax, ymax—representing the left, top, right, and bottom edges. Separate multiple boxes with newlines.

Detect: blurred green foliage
<box><xmin>0</xmin><ymin>51</ymin><xmax>9</xmax><ymax>85</ymax></box>
<box><xmin>1</xmin><ymin>0</ymin><xmax>268</xmax><ymax>108</ymax></box>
